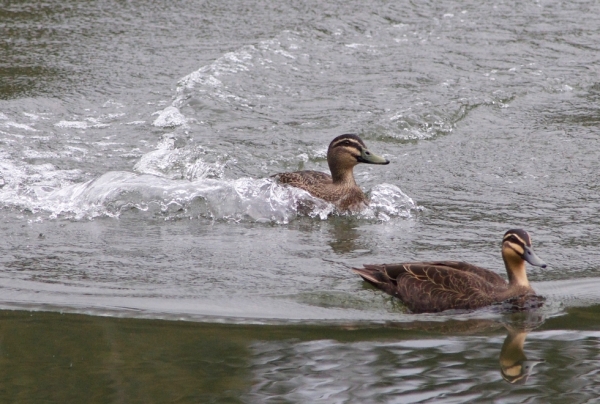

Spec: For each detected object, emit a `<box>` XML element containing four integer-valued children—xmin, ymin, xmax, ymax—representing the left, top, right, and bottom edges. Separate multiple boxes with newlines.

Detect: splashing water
<box><xmin>23</xmin><ymin>172</ymin><xmax>336</xmax><ymax>223</ymax></box>
<box><xmin>155</xmin><ymin>30</ymin><xmax>460</xmax><ymax>140</ymax></box>
<box><xmin>0</xmin><ymin>129</ymin><xmax>418</xmax><ymax>224</ymax></box>
<box><xmin>363</xmin><ymin>183</ymin><xmax>420</xmax><ymax>221</ymax></box>
<box><xmin>22</xmin><ymin>171</ymin><xmax>416</xmax><ymax>224</ymax></box>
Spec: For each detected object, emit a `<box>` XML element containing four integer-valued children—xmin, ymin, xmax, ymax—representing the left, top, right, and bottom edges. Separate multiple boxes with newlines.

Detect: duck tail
<box><xmin>352</xmin><ymin>267</ymin><xmax>384</xmax><ymax>285</ymax></box>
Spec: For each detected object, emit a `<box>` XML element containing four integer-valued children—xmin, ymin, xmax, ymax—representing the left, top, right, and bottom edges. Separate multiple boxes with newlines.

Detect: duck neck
<box><xmin>330</xmin><ymin>165</ymin><xmax>357</xmax><ymax>185</ymax></box>
<box><xmin>500</xmin><ymin>330</ymin><xmax>528</xmax><ymax>367</ymax></box>
<box><xmin>503</xmin><ymin>257</ymin><xmax>530</xmax><ymax>289</ymax></box>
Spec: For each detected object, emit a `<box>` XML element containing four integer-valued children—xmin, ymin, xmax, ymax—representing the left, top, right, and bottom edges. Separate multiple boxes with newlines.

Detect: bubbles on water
<box><xmin>0</xmin><ymin>27</ymin><xmax>429</xmax><ymax>225</ymax></box>
<box><xmin>55</xmin><ymin>120</ymin><xmax>89</xmax><ymax>129</ymax></box>
<box><xmin>0</xmin><ymin>114</ymin><xmax>418</xmax><ymax>224</ymax></box>
<box><xmin>0</xmin><ymin>115</ymin><xmax>38</xmax><ymax>132</ymax></box>
<box><xmin>54</xmin><ymin>118</ymin><xmax>111</xmax><ymax>129</ymax></box>
<box><xmin>134</xmin><ymin>147</ymin><xmax>224</xmax><ymax>180</ymax></box>
<box><xmin>0</xmin><ymin>157</ymin><xmax>84</xmax><ymax>208</ymax></box>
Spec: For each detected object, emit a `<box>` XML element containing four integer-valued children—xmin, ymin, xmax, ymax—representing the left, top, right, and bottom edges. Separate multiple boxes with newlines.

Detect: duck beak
<box><xmin>523</xmin><ymin>246</ymin><xmax>547</xmax><ymax>268</ymax></box>
<box><xmin>502</xmin><ymin>360</ymin><xmax>544</xmax><ymax>384</ymax></box>
<box><xmin>357</xmin><ymin>148</ymin><xmax>390</xmax><ymax>165</ymax></box>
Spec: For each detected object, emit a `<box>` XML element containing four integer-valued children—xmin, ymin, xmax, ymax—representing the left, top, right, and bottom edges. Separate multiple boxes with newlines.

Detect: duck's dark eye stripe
<box><xmin>503</xmin><ymin>233</ymin><xmax>530</xmax><ymax>247</ymax></box>
<box><xmin>504</xmin><ymin>229</ymin><xmax>532</xmax><ymax>246</ymax></box>
<box><xmin>331</xmin><ymin>138</ymin><xmax>363</xmax><ymax>151</ymax></box>
<box><xmin>329</xmin><ymin>134</ymin><xmax>367</xmax><ymax>149</ymax></box>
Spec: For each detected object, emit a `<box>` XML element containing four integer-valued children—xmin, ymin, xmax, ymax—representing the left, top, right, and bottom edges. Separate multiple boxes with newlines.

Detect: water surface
<box><xmin>1</xmin><ymin>0</ymin><xmax>600</xmax><ymax>402</ymax></box>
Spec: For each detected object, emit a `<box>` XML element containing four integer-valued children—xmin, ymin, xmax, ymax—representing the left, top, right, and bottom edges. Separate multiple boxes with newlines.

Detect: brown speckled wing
<box><xmin>273</xmin><ymin>170</ymin><xmax>336</xmax><ymax>202</ymax></box>
<box><xmin>273</xmin><ymin>170</ymin><xmax>368</xmax><ymax>209</ymax></box>
<box><xmin>274</xmin><ymin>170</ymin><xmax>332</xmax><ymax>188</ymax></box>
<box><xmin>354</xmin><ymin>263</ymin><xmax>499</xmax><ymax>313</ymax></box>
<box><xmin>411</xmin><ymin>261</ymin><xmax>507</xmax><ymax>287</ymax></box>
<box><xmin>396</xmin><ymin>263</ymin><xmax>498</xmax><ymax>313</ymax></box>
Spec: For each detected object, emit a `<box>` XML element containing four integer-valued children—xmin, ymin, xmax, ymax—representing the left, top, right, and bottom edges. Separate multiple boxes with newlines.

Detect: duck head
<box><xmin>327</xmin><ymin>134</ymin><xmax>389</xmax><ymax>183</ymax></box>
<box><xmin>501</xmin><ymin>229</ymin><xmax>547</xmax><ymax>288</ymax></box>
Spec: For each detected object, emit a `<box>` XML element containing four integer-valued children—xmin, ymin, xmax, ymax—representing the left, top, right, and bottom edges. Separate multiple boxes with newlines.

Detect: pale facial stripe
<box><xmin>505</xmin><ymin>241</ymin><xmax>525</xmax><ymax>256</ymax></box>
<box><xmin>503</xmin><ymin>232</ymin><xmax>530</xmax><ymax>246</ymax></box>
<box><xmin>330</xmin><ymin>138</ymin><xmax>364</xmax><ymax>151</ymax></box>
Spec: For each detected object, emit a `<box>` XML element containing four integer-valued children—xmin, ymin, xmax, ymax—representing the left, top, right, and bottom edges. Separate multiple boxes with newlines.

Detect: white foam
<box><xmin>133</xmin><ymin>146</ymin><xmax>223</xmax><ymax>180</ymax></box>
<box><xmin>152</xmin><ymin>106</ymin><xmax>187</xmax><ymax>127</ymax></box>
<box><xmin>38</xmin><ymin>171</ymin><xmax>334</xmax><ymax>223</ymax></box>
<box><xmin>55</xmin><ymin>120</ymin><xmax>89</xmax><ymax>129</ymax></box>
<box><xmin>0</xmin><ymin>121</ymin><xmax>38</xmax><ymax>131</ymax></box>
<box><xmin>362</xmin><ymin>183</ymin><xmax>419</xmax><ymax>220</ymax></box>
<box><xmin>1</xmin><ymin>136</ymin><xmax>418</xmax><ymax>223</ymax></box>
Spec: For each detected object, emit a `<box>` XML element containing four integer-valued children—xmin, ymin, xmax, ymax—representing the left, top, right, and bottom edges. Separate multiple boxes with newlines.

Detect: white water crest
<box><xmin>0</xmin><ymin>167</ymin><xmax>416</xmax><ymax>225</ymax></box>
<box><xmin>3</xmin><ymin>167</ymin><xmax>416</xmax><ymax>224</ymax></box>
<box><xmin>156</xmin><ymin>29</ymin><xmax>459</xmax><ymax>140</ymax></box>
<box><xmin>0</xmin><ymin>123</ymin><xmax>417</xmax><ymax>223</ymax></box>
<box><xmin>11</xmin><ymin>171</ymin><xmax>336</xmax><ymax>223</ymax></box>
<box><xmin>364</xmin><ymin>183</ymin><xmax>420</xmax><ymax>221</ymax></box>
<box><xmin>152</xmin><ymin>106</ymin><xmax>187</xmax><ymax>128</ymax></box>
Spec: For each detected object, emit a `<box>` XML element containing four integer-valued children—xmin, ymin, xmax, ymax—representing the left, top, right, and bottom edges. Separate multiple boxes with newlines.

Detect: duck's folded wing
<box><xmin>412</xmin><ymin>261</ymin><xmax>507</xmax><ymax>287</ymax></box>
<box><xmin>401</xmin><ymin>263</ymin><xmax>499</xmax><ymax>312</ymax></box>
<box><xmin>273</xmin><ymin>170</ymin><xmax>332</xmax><ymax>187</ymax></box>
<box><xmin>354</xmin><ymin>263</ymin><xmax>497</xmax><ymax>313</ymax></box>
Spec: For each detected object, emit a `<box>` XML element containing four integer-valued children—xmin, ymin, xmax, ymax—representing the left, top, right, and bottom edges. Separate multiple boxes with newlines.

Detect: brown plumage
<box><xmin>353</xmin><ymin>229</ymin><xmax>548</xmax><ymax>313</ymax></box>
<box><xmin>272</xmin><ymin>134</ymin><xmax>389</xmax><ymax>212</ymax></box>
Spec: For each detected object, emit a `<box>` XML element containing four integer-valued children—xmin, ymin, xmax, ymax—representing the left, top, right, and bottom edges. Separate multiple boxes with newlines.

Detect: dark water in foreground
<box><xmin>3</xmin><ymin>0</ymin><xmax>600</xmax><ymax>402</ymax></box>
<box><xmin>2</xmin><ymin>307</ymin><xmax>600</xmax><ymax>403</ymax></box>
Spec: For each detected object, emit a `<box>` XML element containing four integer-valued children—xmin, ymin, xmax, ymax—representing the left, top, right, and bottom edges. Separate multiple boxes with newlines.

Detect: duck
<box><xmin>272</xmin><ymin>134</ymin><xmax>390</xmax><ymax>212</ymax></box>
<box><xmin>352</xmin><ymin>229</ymin><xmax>547</xmax><ymax>313</ymax></box>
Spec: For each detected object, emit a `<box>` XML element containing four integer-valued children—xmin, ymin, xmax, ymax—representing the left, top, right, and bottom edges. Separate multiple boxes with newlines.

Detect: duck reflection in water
<box><xmin>327</xmin><ymin>218</ymin><xmax>366</xmax><ymax>254</ymax></box>
<box><xmin>499</xmin><ymin>323</ymin><xmax>545</xmax><ymax>384</ymax></box>
<box><xmin>373</xmin><ymin>316</ymin><xmax>545</xmax><ymax>385</ymax></box>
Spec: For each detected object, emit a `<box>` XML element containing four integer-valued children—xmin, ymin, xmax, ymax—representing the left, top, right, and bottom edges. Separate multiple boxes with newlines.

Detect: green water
<box><xmin>1</xmin><ymin>307</ymin><xmax>599</xmax><ymax>403</ymax></box>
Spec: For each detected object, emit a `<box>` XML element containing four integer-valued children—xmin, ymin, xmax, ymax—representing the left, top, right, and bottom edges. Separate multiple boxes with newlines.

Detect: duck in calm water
<box><xmin>272</xmin><ymin>134</ymin><xmax>390</xmax><ymax>212</ymax></box>
<box><xmin>353</xmin><ymin>229</ymin><xmax>547</xmax><ymax>313</ymax></box>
